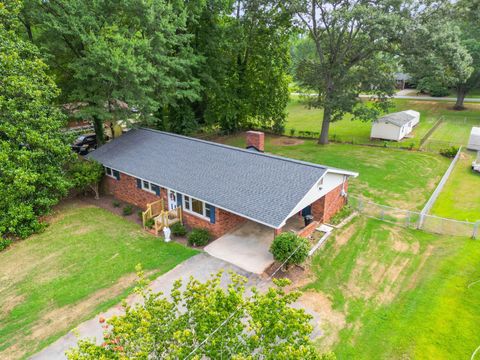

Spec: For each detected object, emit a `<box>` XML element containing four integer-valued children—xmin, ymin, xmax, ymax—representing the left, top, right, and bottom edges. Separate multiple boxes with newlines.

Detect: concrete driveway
<box><xmin>30</xmin><ymin>253</ymin><xmax>263</xmax><ymax>360</ymax></box>
<box><xmin>204</xmin><ymin>221</ymin><xmax>274</xmax><ymax>274</ymax></box>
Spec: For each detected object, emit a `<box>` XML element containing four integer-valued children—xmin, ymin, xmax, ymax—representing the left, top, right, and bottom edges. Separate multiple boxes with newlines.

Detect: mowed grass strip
<box><xmin>431</xmin><ymin>150</ymin><xmax>480</xmax><ymax>222</ymax></box>
<box><xmin>217</xmin><ymin>134</ymin><xmax>450</xmax><ymax>210</ymax></box>
<box><xmin>0</xmin><ymin>203</ymin><xmax>198</xmax><ymax>360</ymax></box>
<box><xmin>304</xmin><ymin>217</ymin><xmax>480</xmax><ymax>359</ymax></box>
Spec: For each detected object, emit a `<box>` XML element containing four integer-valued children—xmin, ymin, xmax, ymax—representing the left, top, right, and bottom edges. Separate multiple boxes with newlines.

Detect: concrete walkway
<box><xmin>30</xmin><ymin>253</ymin><xmax>264</xmax><ymax>360</ymax></box>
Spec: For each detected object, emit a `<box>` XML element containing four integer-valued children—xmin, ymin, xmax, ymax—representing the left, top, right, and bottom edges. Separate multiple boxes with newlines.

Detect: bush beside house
<box><xmin>188</xmin><ymin>228</ymin><xmax>211</xmax><ymax>246</ymax></box>
<box><xmin>270</xmin><ymin>232</ymin><xmax>310</xmax><ymax>269</ymax></box>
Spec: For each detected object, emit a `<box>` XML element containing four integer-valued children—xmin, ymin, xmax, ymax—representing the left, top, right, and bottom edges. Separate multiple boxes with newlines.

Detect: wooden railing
<box><xmin>142</xmin><ymin>199</ymin><xmax>164</xmax><ymax>228</ymax></box>
<box><xmin>153</xmin><ymin>207</ymin><xmax>182</xmax><ymax>235</ymax></box>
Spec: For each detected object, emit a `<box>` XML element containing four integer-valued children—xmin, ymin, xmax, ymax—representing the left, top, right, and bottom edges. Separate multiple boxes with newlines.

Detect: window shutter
<box><xmin>152</xmin><ymin>184</ymin><xmax>160</xmax><ymax>196</ymax></box>
<box><xmin>136</xmin><ymin>178</ymin><xmax>142</xmax><ymax>189</ymax></box>
<box><xmin>176</xmin><ymin>193</ymin><xmax>183</xmax><ymax>206</ymax></box>
<box><xmin>208</xmin><ymin>204</ymin><xmax>216</xmax><ymax>224</ymax></box>
<box><xmin>113</xmin><ymin>170</ymin><xmax>120</xmax><ymax>180</ymax></box>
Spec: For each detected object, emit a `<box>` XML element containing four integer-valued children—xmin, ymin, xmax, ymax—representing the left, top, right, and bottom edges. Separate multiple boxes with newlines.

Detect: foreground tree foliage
<box><xmin>291</xmin><ymin>0</ymin><xmax>409</xmax><ymax>144</ymax></box>
<box><xmin>0</xmin><ymin>0</ymin><xmax>72</xmax><ymax>238</ymax></box>
<box><xmin>67</xmin><ymin>270</ymin><xmax>331</xmax><ymax>360</ymax></box>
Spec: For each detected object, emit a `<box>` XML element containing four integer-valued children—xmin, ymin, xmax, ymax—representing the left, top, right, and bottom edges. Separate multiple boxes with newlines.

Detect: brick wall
<box><xmin>103</xmin><ymin>172</ymin><xmax>246</xmax><ymax>238</ymax></box>
<box><xmin>102</xmin><ymin>173</ymin><xmax>160</xmax><ymax>209</ymax></box>
<box><xmin>183</xmin><ymin>208</ymin><xmax>246</xmax><ymax>238</ymax></box>
<box><xmin>297</xmin><ymin>220</ymin><xmax>320</xmax><ymax>238</ymax></box>
<box><xmin>310</xmin><ymin>182</ymin><xmax>348</xmax><ymax>223</ymax></box>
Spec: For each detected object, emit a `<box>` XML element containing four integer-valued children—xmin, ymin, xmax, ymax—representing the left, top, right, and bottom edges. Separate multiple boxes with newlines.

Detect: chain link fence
<box><xmin>349</xmin><ymin>196</ymin><xmax>479</xmax><ymax>239</ymax></box>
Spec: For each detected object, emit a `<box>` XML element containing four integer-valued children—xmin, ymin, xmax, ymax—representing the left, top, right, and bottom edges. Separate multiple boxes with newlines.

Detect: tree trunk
<box><xmin>89</xmin><ymin>184</ymin><xmax>99</xmax><ymax>200</ymax></box>
<box><xmin>454</xmin><ymin>87</ymin><xmax>467</xmax><ymax>110</ymax></box>
<box><xmin>318</xmin><ymin>105</ymin><xmax>331</xmax><ymax>145</ymax></box>
<box><xmin>92</xmin><ymin>115</ymin><xmax>105</xmax><ymax>145</ymax></box>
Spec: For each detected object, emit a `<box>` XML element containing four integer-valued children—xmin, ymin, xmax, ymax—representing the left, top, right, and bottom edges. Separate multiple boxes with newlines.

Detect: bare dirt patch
<box><xmin>270</xmin><ymin>137</ymin><xmax>305</xmax><ymax>146</ymax></box>
<box><xmin>344</xmin><ymin>224</ymin><xmax>426</xmax><ymax>305</ymax></box>
<box><xmin>333</xmin><ymin>218</ymin><xmax>362</xmax><ymax>249</ymax></box>
<box><xmin>0</xmin><ymin>293</ymin><xmax>25</xmax><ymax>317</ymax></box>
<box><xmin>407</xmin><ymin>245</ymin><xmax>434</xmax><ymax>290</ymax></box>
<box><xmin>298</xmin><ymin>291</ymin><xmax>346</xmax><ymax>347</ymax></box>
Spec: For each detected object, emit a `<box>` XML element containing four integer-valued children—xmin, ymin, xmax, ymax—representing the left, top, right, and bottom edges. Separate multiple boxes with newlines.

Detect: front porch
<box><xmin>142</xmin><ymin>199</ymin><xmax>182</xmax><ymax>235</ymax></box>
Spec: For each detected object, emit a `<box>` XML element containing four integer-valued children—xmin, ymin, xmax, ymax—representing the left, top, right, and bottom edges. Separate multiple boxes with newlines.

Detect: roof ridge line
<box><xmin>137</xmin><ymin>127</ymin><xmax>331</xmax><ymax>171</ymax></box>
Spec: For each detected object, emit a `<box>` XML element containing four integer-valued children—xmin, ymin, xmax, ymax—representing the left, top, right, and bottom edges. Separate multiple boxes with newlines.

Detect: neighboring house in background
<box><xmin>87</xmin><ymin>129</ymin><xmax>358</xmax><ymax>239</ymax></box>
<box><xmin>394</xmin><ymin>72</ymin><xmax>412</xmax><ymax>90</ymax></box>
<box><xmin>468</xmin><ymin>127</ymin><xmax>480</xmax><ymax>151</ymax></box>
<box><xmin>370</xmin><ymin>110</ymin><xmax>420</xmax><ymax>141</ymax></box>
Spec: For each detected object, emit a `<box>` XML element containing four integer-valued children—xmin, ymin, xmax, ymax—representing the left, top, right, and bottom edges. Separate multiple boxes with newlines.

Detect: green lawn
<box><xmin>285</xmin><ymin>97</ymin><xmax>480</xmax><ymax>150</ymax></box>
<box><xmin>431</xmin><ymin>150</ymin><xmax>480</xmax><ymax>222</ymax></box>
<box><xmin>218</xmin><ymin>134</ymin><xmax>450</xmax><ymax>210</ymax></box>
<box><xmin>0</xmin><ymin>203</ymin><xmax>197</xmax><ymax>360</ymax></box>
<box><xmin>304</xmin><ymin>217</ymin><xmax>480</xmax><ymax>359</ymax></box>
<box><xmin>424</xmin><ymin>104</ymin><xmax>480</xmax><ymax>151</ymax></box>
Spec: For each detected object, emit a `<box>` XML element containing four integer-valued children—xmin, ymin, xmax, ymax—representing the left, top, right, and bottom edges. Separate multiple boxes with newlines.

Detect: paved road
<box><xmin>30</xmin><ymin>253</ymin><xmax>323</xmax><ymax>360</ymax></box>
<box><xmin>292</xmin><ymin>92</ymin><xmax>480</xmax><ymax>103</ymax></box>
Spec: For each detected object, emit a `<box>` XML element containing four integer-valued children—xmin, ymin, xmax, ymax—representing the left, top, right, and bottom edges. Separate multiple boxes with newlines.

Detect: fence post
<box><xmin>473</xmin><ymin>221</ymin><xmax>479</xmax><ymax>240</ymax></box>
<box><xmin>418</xmin><ymin>213</ymin><xmax>424</xmax><ymax>229</ymax></box>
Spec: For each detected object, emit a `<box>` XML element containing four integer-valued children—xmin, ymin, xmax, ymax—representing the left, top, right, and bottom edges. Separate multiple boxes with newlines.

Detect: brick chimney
<box><xmin>246</xmin><ymin>131</ymin><xmax>265</xmax><ymax>152</ymax></box>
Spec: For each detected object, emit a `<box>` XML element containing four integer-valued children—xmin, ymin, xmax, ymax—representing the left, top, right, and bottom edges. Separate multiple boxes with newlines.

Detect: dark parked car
<box><xmin>71</xmin><ymin>134</ymin><xmax>97</xmax><ymax>155</ymax></box>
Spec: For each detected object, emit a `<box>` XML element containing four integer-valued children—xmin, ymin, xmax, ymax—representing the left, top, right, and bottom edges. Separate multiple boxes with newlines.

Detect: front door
<box><xmin>168</xmin><ymin>190</ymin><xmax>178</xmax><ymax>211</ymax></box>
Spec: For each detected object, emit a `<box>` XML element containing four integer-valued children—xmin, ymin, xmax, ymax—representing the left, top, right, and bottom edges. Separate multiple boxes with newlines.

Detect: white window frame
<box><xmin>105</xmin><ymin>166</ymin><xmax>116</xmax><ymax>179</ymax></box>
<box><xmin>182</xmin><ymin>194</ymin><xmax>211</xmax><ymax>220</ymax></box>
<box><xmin>141</xmin><ymin>179</ymin><xmax>158</xmax><ymax>194</ymax></box>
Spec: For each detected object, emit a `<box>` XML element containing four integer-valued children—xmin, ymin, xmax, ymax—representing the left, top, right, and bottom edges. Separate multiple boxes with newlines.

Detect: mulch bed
<box><xmin>264</xmin><ymin>261</ymin><xmax>307</xmax><ymax>282</ymax></box>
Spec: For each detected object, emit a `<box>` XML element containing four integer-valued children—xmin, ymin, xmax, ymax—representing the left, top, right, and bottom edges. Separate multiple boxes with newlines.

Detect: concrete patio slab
<box><xmin>204</xmin><ymin>221</ymin><xmax>275</xmax><ymax>274</ymax></box>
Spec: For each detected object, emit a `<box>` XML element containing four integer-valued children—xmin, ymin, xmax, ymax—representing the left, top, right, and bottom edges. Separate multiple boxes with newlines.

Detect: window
<box><xmin>105</xmin><ymin>167</ymin><xmax>119</xmax><ymax>180</ymax></box>
<box><xmin>140</xmin><ymin>179</ymin><xmax>159</xmax><ymax>195</ymax></box>
<box><xmin>184</xmin><ymin>195</ymin><xmax>191</xmax><ymax>211</ymax></box>
<box><xmin>182</xmin><ymin>195</ymin><xmax>212</xmax><ymax>219</ymax></box>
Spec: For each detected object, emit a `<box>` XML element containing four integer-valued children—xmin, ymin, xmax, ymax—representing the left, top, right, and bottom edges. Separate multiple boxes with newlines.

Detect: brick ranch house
<box><xmin>87</xmin><ymin>129</ymin><xmax>358</xmax><ymax>239</ymax></box>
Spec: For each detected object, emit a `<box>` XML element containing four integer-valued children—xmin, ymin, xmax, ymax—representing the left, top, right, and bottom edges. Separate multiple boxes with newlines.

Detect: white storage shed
<box><xmin>370</xmin><ymin>110</ymin><xmax>420</xmax><ymax>141</ymax></box>
<box><xmin>467</xmin><ymin>127</ymin><xmax>480</xmax><ymax>151</ymax></box>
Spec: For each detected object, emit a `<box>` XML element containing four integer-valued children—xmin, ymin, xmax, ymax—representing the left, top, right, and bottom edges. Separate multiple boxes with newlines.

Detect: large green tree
<box><xmin>402</xmin><ymin>7</ymin><xmax>473</xmax><ymax>108</ymax></box>
<box><xmin>453</xmin><ymin>0</ymin><xmax>480</xmax><ymax>109</ymax></box>
<box><xmin>176</xmin><ymin>0</ymin><xmax>293</xmax><ymax>134</ymax></box>
<box><xmin>291</xmin><ymin>0</ymin><xmax>411</xmax><ymax>144</ymax></box>
<box><xmin>22</xmin><ymin>0</ymin><xmax>201</xmax><ymax>144</ymax></box>
<box><xmin>0</xmin><ymin>0</ymin><xmax>72</xmax><ymax>238</ymax></box>
<box><xmin>67</xmin><ymin>271</ymin><xmax>331</xmax><ymax>359</ymax></box>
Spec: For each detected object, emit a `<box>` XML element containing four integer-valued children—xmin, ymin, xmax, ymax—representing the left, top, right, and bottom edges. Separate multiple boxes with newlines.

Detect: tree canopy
<box><xmin>20</xmin><ymin>0</ymin><xmax>293</xmax><ymax>138</ymax></box>
<box><xmin>0</xmin><ymin>0</ymin><xmax>72</xmax><ymax>238</ymax></box>
<box><xmin>67</xmin><ymin>270</ymin><xmax>332</xmax><ymax>360</ymax></box>
<box><xmin>401</xmin><ymin>4</ymin><xmax>474</xmax><ymax>107</ymax></box>
<box><xmin>291</xmin><ymin>0</ymin><xmax>409</xmax><ymax>144</ymax></box>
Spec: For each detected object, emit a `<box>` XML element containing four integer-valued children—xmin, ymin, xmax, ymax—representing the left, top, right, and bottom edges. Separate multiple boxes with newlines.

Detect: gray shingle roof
<box><xmin>376</xmin><ymin>111</ymin><xmax>415</xmax><ymax>127</ymax></box>
<box><xmin>87</xmin><ymin>129</ymin><xmax>354</xmax><ymax>228</ymax></box>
